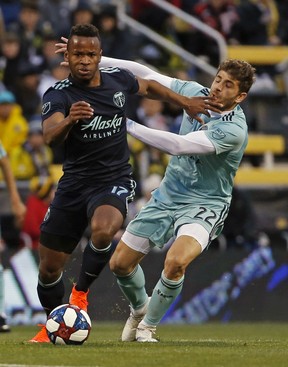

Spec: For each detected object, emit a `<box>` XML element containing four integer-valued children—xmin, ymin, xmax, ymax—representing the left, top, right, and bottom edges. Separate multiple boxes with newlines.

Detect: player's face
<box><xmin>210</xmin><ymin>70</ymin><xmax>247</xmax><ymax>111</ymax></box>
<box><xmin>65</xmin><ymin>36</ymin><xmax>102</xmax><ymax>86</ymax></box>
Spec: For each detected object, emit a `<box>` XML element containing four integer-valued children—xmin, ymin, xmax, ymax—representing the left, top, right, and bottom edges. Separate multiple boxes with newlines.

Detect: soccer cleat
<box><xmin>0</xmin><ymin>314</ymin><xmax>10</xmax><ymax>332</ymax></box>
<box><xmin>136</xmin><ymin>321</ymin><xmax>158</xmax><ymax>343</ymax></box>
<box><xmin>69</xmin><ymin>284</ymin><xmax>89</xmax><ymax>312</ymax></box>
<box><xmin>28</xmin><ymin>324</ymin><xmax>50</xmax><ymax>343</ymax></box>
<box><xmin>121</xmin><ymin>297</ymin><xmax>150</xmax><ymax>342</ymax></box>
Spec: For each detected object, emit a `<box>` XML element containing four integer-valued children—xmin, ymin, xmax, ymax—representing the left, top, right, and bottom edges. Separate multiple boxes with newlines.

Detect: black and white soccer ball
<box><xmin>46</xmin><ymin>304</ymin><xmax>91</xmax><ymax>345</ymax></box>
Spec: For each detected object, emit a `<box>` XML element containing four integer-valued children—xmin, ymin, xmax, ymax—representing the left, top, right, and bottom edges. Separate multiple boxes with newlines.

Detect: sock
<box><xmin>76</xmin><ymin>241</ymin><xmax>113</xmax><ymax>292</ymax></box>
<box><xmin>143</xmin><ymin>270</ymin><xmax>184</xmax><ymax>326</ymax></box>
<box><xmin>115</xmin><ymin>264</ymin><xmax>148</xmax><ymax>310</ymax></box>
<box><xmin>0</xmin><ymin>264</ymin><xmax>4</xmax><ymax>315</ymax></box>
<box><xmin>37</xmin><ymin>273</ymin><xmax>65</xmax><ymax>316</ymax></box>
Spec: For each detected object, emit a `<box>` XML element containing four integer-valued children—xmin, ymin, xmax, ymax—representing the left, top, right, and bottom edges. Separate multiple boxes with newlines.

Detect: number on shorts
<box><xmin>194</xmin><ymin>206</ymin><xmax>217</xmax><ymax>226</ymax></box>
<box><xmin>111</xmin><ymin>186</ymin><xmax>129</xmax><ymax>196</ymax></box>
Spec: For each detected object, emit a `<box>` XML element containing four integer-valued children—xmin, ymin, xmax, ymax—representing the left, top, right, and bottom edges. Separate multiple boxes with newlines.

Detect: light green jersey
<box><xmin>152</xmin><ymin>79</ymin><xmax>248</xmax><ymax>206</ymax></box>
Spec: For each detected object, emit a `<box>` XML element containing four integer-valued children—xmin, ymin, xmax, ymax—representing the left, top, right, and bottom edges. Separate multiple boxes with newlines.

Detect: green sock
<box><xmin>115</xmin><ymin>265</ymin><xmax>148</xmax><ymax>310</ymax></box>
<box><xmin>143</xmin><ymin>270</ymin><xmax>184</xmax><ymax>326</ymax></box>
<box><xmin>0</xmin><ymin>264</ymin><xmax>4</xmax><ymax>314</ymax></box>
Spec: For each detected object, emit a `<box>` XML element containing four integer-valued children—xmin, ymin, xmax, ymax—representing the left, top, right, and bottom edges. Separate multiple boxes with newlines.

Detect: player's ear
<box><xmin>64</xmin><ymin>50</ymin><xmax>68</xmax><ymax>62</ymax></box>
<box><xmin>235</xmin><ymin>92</ymin><xmax>247</xmax><ymax>104</ymax></box>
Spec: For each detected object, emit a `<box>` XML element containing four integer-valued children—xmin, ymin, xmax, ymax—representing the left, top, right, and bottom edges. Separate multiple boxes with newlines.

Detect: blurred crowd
<box><xmin>0</xmin><ymin>0</ymin><xmax>287</xmax><ymax>251</ymax></box>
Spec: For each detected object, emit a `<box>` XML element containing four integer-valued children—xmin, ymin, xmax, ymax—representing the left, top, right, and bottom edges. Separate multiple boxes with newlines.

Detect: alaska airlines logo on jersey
<box><xmin>113</xmin><ymin>92</ymin><xmax>125</xmax><ymax>108</ymax></box>
<box><xmin>212</xmin><ymin>128</ymin><xmax>226</xmax><ymax>140</ymax></box>
<box><xmin>42</xmin><ymin>102</ymin><xmax>51</xmax><ymax>115</ymax></box>
<box><xmin>81</xmin><ymin>114</ymin><xmax>123</xmax><ymax>139</ymax></box>
<box><xmin>81</xmin><ymin>114</ymin><xmax>122</xmax><ymax>131</ymax></box>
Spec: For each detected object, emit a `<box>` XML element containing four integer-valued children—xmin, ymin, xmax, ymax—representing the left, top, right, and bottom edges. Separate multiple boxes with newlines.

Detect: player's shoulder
<box><xmin>213</xmin><ymin>107</ymin><xmax>247</xmax><ymax>139</ymax></box>
<box><xmin>100</xmin><ymin>66</ymin><xmax>137</xmax><ymax>90</ymax></box>
<box><xmin>51</xmin><ymin>78</ymin><xmax>72</xmax><ymax>91</ymax></box>
<box><xmin>171</xmin><ymin>78</ymin><xmax>208</xmax><ymax>96</ymax></box>
<box><xmin>220</xmin><ymin>105</ymin><xmax>246</xmax><ymax>126</ymax></box>
<box><xmin>100</xmin><ymin>66</ymin><xmax>134</xmax><ymax>78</ymax></box>
<box><xmin>43</xmin><ymin>78</ymin><xmax>72</xmax><ymax>97</ymax></box>
<box><xmin>100</xmin><ymin>66</ymin><xmax>121</xmax><ymax>74</ymax></box>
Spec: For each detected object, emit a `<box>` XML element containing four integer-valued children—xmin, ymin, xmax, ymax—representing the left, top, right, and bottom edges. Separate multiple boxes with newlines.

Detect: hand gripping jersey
<box><xmin>41</xmin><ymin>67</ymin><xmax>139</xmax><ymax>184</ymax></box>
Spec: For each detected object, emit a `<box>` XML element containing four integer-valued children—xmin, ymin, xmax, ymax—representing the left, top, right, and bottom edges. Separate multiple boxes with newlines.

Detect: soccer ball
<box><xmin>46</xmin><ymin>304</ymin><xmax>91</xmax><ymax>345</ymax></box>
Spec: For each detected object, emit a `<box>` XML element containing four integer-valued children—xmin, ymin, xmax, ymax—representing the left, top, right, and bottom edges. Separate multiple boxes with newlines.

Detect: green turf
<box><xmin>0</xmin><ymin>322</ymin><xmax>287</xmax><ymax>367</ymax></box>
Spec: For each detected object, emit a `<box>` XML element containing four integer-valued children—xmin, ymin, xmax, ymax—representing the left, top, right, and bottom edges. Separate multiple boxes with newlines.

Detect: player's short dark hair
<box><xmin>217</xmin><ymin>59</ymin><xmax>256</xmax><ymax>93</ymax></box>
<box><xmin>68</xmin><ymin>23</ymin><xmax>101</xmax><ymax>43</ymax></box>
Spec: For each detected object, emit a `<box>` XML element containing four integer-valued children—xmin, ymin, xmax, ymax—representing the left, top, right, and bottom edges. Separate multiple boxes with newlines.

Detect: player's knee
<box><xmin>109</xmin><ymin>256</ymin><xmax>122</xmax><ymax>274</ymax></box>
<box><xmin>38</xmin><ymin>265</ymin><xmax>62</xmax><ymax>284</ymax></box>
<box><xmin>109</xmin><ymin>255</ymin><xmax>131</xmax><ymax>276</ymax></box>
<box><xmin>91</xmin><ymin>223</ymin><xmax>117</xmax><ymax>245</ymax></box>
<box><xmin>164</xmin><ymin>257</ymin><xmax>186</xmax><ymax>280</ymax></box>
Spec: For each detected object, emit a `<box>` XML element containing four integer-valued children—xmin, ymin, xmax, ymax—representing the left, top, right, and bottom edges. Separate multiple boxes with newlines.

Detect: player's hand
<box><xmin>183</xmin><ymin>96</ymin><xmax>223</xmax><ymax>124</ymax></box>
<box><xmin>55</xmin><ymin>37</ymin><xmax>68</xmax><ymax>67</ymax></box>
<box><xmin>68</xmin><ymin>101</ymin><xmax>94</xmax><ymax>124</ymax></box>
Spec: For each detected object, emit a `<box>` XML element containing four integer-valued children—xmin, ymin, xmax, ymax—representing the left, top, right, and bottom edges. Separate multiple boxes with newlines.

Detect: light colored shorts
<box><xmin>123</xmin><ymin>196</ymin><xmax>229</xmax><ymax>254</ymax></box>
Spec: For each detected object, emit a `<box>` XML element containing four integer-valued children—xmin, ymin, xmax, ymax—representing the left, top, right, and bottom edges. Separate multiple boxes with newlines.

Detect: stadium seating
<box><xmin>227</xmin><ymin>46</ymin><xmax>288</xmax><ymax>65</ymax></box>
<box><xmin>236</xmin><ymin>133</ymin><xmax>287</xmax><ymax>186</ymax></box>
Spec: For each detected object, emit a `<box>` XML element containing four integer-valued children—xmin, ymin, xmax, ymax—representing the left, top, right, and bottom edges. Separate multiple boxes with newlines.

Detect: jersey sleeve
<box><xmin>171</xmin><ymin>79</ymin><xmax>204</xmax><ymax>96</ymax></box>
<box><xmin>205</xmin><ymin>121</ymin><xmax>247</xmax><ymax>154</ymax></box>
<box><xmin>41</xmin><ymin>88</ymin><xmax>68</xmax><ymax>121</ymax></box>
<box><xmin>119</xmin><ymin>68</ymin><xmax>140</xmax><ymax>95</ymax></box>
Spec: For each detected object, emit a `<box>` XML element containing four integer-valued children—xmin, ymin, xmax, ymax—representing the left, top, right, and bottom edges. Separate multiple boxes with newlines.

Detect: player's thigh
<box><xmin>175</xmin><ymin>202</ymin><xmax>229</xmax><ymax>250</ymax></box>
<box><xmin>40</xmin><ymin>204</ymin><xmax>88</xmax><ymax>253</ymax></box>
<box><xmin>90</xmin><ymin>204</ymin><xmax>124</xmax><ymax>235</ymax></box>
<box><xmin>87</xmin><ymin>178</ymin><xmax>136</xmax><ymax>220</ymax></box>
<box><xmin>125</xmin><ymin>197</ymin><xmax>174</xmax><ymax>249</ymax></box>
<box><xmin>165</xmin><ymin>235</ymin><xmax>202</xmax><ymax>272</ymax></box>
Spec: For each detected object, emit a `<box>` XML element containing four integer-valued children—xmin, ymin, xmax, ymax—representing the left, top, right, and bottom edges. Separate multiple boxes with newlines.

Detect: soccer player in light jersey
<box><xmin>29</xmin><ymin>24</ymin><xmax>222</xmax><ymax>343</ymax></box>
<box><xmin>103</xmin><ymin>58</ymin><xmax>256</xmax><ymax>342</ymax></box>
<box><xmin>0</xmin><ymin>141</ymin><xmax>26</xmax><ymax>332</ymax></box>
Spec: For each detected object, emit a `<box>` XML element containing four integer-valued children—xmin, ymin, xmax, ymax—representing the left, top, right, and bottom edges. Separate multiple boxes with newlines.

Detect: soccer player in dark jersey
<box><xmin>29</xmin><ymin>24</ymin><xmax>222</xmax><ymax>343</ymax></box>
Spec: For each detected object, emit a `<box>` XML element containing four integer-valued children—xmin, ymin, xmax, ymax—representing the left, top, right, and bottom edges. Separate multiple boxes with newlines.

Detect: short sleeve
<box><xmin>205</xmin><ymin>122</ymin><xmax>247</xmax><ymax>154</ymax></box>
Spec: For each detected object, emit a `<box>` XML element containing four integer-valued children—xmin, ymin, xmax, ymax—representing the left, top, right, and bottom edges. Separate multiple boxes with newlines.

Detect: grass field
<box><xmin>0</xmin><ymin>322</ymin><xmax>287</xmax><ymax>367</ymax></box>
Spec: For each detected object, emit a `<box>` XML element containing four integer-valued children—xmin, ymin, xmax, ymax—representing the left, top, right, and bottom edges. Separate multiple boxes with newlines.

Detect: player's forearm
<box><xmin>43</xmin><ymin>115</ymin><xmax>74</xmax><ymax>146</ymax></box>
<box><xmin>143</xmin><ymin>80</ymin><xmax>198</xmax><ymax>115</ymax></box>
<box><xmin>126</xmin><ymin>119</ymin><xmax>215</xmax><ymax>155</ymax></box>
<box><xmin>100</xmin><ymin>57</ymin><xmax>172</xmax><ymax>88</ymax></box>
<box><xmin>0</xmin><ymin>157</ymin><xmax>22</xmax><ymax>205</ymax></box>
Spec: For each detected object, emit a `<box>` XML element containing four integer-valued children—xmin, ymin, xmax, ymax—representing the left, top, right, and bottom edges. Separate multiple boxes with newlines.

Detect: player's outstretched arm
<box><xmin>55</xmin><ymin>37</ymin><xmax>222</xmax><ymax>120</ymax></box>
<box><xmin>101</xmin><ymin>57</ymin><xmax>173</xmax><ymax>88</ymax></box>
<box><xmin>126</xmin><ymin>119</ymin><xmax>215</xmax><ymax>155</ymax></box>
<box><xmin>55</xmin><ymin>37</ymin><xmax>172</xmax><ymax>88</ymax></box>
<box><xmin>137</xmin><ymin>77</ymin><xmax>222</xmax><ymax>123</ymax></box>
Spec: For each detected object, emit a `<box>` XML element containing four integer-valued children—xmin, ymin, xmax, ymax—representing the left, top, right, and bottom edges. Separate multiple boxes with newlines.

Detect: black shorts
<box><xmin>40</xmin><ymin>175</ymin><xmax>136</xmax><ymax>254</ymax></box>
